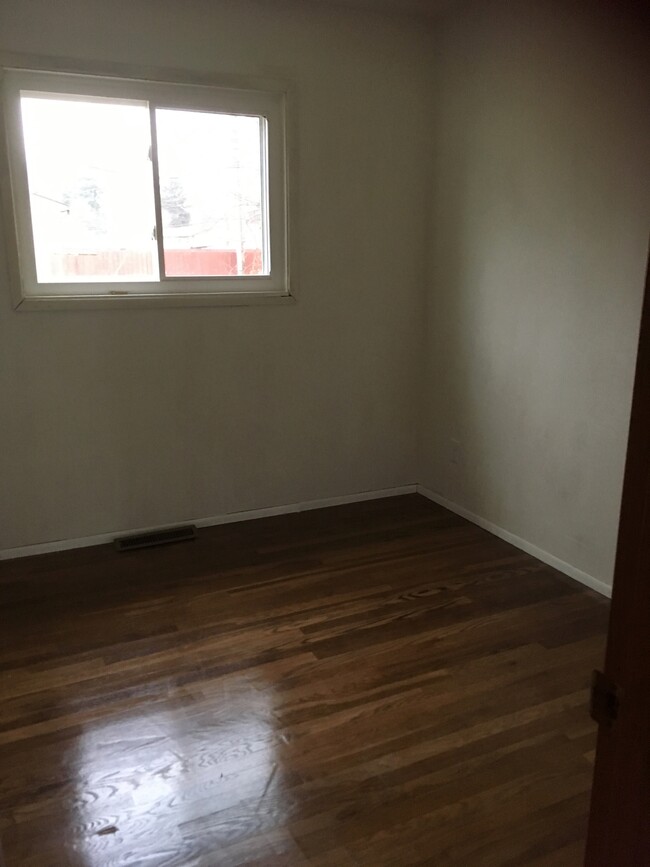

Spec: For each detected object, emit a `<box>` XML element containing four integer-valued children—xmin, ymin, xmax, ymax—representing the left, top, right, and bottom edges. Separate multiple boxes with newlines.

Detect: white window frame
<box><xmin>0</xmin><ymin>61</ymin><xmax>293</xmax><ymax>310</ymax></box>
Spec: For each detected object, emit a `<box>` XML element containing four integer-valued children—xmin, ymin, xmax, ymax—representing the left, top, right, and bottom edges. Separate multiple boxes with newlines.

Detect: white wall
<box><xmin>421</xmin><ymin>0</ymin><xmax>650</xmax><ymax>589</ymax></box>
<box><xmin>0</xmin><ymin>0</ymin><xmax>432</xmax><ymax>549</ymax></box>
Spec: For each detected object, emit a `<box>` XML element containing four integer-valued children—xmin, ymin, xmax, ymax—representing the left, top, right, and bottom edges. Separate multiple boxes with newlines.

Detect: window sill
<box><xmin>13</xmin><ymin>291</ymin><xmax>296</xmax><ymax>311</ymax></box>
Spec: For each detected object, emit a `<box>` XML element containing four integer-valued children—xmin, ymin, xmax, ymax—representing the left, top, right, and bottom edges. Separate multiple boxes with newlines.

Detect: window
<box><xmin>1</xmin><ymin>68</ymin><xmax>290</xmax><ymax>308</ymax></box>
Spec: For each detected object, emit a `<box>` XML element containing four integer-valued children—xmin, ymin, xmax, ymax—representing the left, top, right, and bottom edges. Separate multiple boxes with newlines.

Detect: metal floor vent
<box><xmin>114</xmin><ymin>524</ymin><xmax>197</xmax><ymax>551</ymax></box>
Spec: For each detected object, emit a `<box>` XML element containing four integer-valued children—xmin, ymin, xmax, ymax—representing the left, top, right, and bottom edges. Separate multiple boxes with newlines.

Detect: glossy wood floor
<box><xmin>0</xmin><ymin>495</ymin><xmax>609</xmax><ymax>867</ymax></box>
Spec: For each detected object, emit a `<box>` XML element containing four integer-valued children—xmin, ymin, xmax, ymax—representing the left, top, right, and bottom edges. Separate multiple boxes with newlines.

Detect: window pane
<box><xmin>20</xmin><ymin>95</ymin><xmax>158</xmax><ymax>283</ymax></box>
<box><xmin>155</xmin><ymin>109</ymin><xmax>266</xmax><ymax>278</ymax></box>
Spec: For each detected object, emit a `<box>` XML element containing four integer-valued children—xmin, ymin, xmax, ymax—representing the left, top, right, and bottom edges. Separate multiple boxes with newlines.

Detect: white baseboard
<box><xmin>417</xmin><ymin>485</ymin><xmax>612</xmax><ymax>599</ymax></box>
<box><xmin>0</xmin><ymin>482</ymin><xmax>614</xmax><ymax>600</ymax></box>
<box><xmin>0</xmin><ymin>484</ymin><xmax>418</xmax><ymax>561</ymax></box>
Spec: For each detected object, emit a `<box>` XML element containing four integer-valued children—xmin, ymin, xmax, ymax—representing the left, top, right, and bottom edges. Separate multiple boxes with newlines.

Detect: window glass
<box><xmin>20</xmin><ymin>95</ymin><xmax>158</xmax><ymax>282</ymax></box>
<box><xmin>155</xmin><ymin>108</ymin><xmax>266</xmax><ymax>278</ymax></box>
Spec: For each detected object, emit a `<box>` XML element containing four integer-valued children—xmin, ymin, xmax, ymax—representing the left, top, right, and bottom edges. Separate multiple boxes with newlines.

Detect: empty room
<box><xmin>0</xmin><ymin>0</ymin><xmax>648</xmax><ymax>864</ymax></box>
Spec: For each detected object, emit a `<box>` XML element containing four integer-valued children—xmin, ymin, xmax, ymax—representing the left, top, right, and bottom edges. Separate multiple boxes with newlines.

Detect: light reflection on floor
<box><xmin>67</xmin><ymin>677</ymin><xmax>282</xmax><ymax>865</ymax></box>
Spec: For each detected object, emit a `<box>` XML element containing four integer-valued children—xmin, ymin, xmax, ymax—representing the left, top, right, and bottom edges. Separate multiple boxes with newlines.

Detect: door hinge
<box><xmin>590</xmin><ymin>670</ymin><xmax>621</xmax><ymax>728</ymax></box>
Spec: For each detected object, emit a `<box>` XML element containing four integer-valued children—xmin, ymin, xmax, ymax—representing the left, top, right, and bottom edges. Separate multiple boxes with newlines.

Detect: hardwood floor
<box><xmin>0</xmin><ymin>494</ymin><xmax>608</xmax><ymax>866</ymax></box>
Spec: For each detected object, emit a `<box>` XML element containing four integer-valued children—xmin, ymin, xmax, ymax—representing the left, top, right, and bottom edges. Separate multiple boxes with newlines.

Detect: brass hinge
<box><xmin>590</xmin><ymin>670</ymin><xmax>621</xmax><ymax>728</ymax></box>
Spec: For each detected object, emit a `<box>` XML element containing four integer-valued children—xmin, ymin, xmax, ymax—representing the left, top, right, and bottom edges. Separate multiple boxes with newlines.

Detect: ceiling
<box><xmin>273</xmin><ymin>0</ymin><xmax>458</xmax><ymax>20</ymax></box>
<box><xmin>318</xmin><ymin>0</ymin><xmax>455</xmax><ymax>12</ymax></box>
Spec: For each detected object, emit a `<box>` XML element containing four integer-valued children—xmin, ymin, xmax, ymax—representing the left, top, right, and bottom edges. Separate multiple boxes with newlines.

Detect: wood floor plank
<box><xmin>0</xmin><ymin>494</ymin><xmax>607</xmax><ymax>865</ymax></box>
